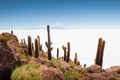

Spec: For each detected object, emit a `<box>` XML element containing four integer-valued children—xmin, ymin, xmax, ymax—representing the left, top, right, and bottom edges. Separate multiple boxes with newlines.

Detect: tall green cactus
<box><xmin>95</xmin><ymin>38</ymin><xmax>105</xmax><ymax>67</ymax></box>
<box><xmin>40</xmin><ymin>45</ymin><xmax>42</xmax><ymax>51</ymax></box>
<box><xmin>21</xmin><ymin>39</ymin><xmax>23</xmax><ymax>44</ymax></box>
<box><xmin>66</xmin><ymin>42</ymin><xmax>70</xmax><ymax>63</ymax></box>
<box><xmin>62</xmin><ymin>45</ymin><xmax>67</xmax><ymax>61</ymax></box>
<box><xmin>100</xmin><ymin>40</ymin><xmax>105</xmax><ymax>67</ymax></box>
<box><xmin>74</xmin><ymin>52</ymin><xmax>78</xmax><ymax>64</ymax></box>
<box><xmin>35</xmin><ymin>38</ymin><xmax>39</xmax><ymax>58</ymax></box>
<box><xmin>23</xmin><ymin>39</ymin><xmax>26</xmax><ymax>44</ymax></box>
<box><xmin>45</xmin><ymin>25</ymin><xmax>53</xmax><ymax>60</ymax></box>
<box><xmin>32</xmin><ymin>42</ymin><xmax>34</xmax><ymax>56</ymax></box>
<box><xmin>37</xmin><ymin>36</ymin><xmax>41</xmax><ymax>51</ymax></box>
<box><xmin>11</xmin><ymin>30</ymin><xmax>13</xmax><ymax>35</ymax></box>
<box><xmin>23</xmin><ymin>38</ymin><xmax>27</xmax><ymax>47</ymax></box>
<box><xmin>57</xmin><ymin>48</ymin><xmax>59</xmax><ymax>59</ymax></box>
<box><xmin>28</xmin><ymin>35</ymin><xmax>32</xmax><ymax>56</ymax></box>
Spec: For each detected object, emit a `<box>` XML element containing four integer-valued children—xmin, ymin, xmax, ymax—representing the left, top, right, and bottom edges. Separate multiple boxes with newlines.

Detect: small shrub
<box><xmin>19</xmin><ymin>53</ymin><xmax>27</xmax><ymax>59</ymax></box>
<box><xmin>50</xmin><ymin>58</ymin><xmax>60</xmax><ymax>68</ymax></box>
<box><xmin>0</xmin><ymin>35</ymin><xmax>9</xmax><ymax>42</ymax></box>
<box><xmin>11</xmin><ymin>63</ymin><xmax>44</xmax><ymax>80</ymax></box>
<box><xmin>9</xmin><ymin>41</ymin><xmax>13</xmax><ymax>44</ymax></box>
<box><xmin>79</xmin><ymin>71</ymin><xmax>88</xmax><ymax>78</ymax></box>
<box><xmin>58</xmin><ymin>65</ymin><xmax>65</xmax><ymax>73</ymax></box>
<box><xmin>117</xmin><ymin>69</ymin><xmax>120</xmax><ymax>74</ymax></box>
<box><xmin>16</xmin><ymin>47</ymin><xmax>21</xmax><ymax>53</ymax></box>
<box><xmin>16</xmin><ymin>43</ymin><xmax>21</xmax><ymax>47</ymax></box>
<box><xmin>64</xmin><ymin>69</ymin><xmax>81</xmax><ymax>80</ymax></box>
<box><xmin>69</xmin><ymin>61</ymin><xmax>78</xmax><ymax>69</ymax></box>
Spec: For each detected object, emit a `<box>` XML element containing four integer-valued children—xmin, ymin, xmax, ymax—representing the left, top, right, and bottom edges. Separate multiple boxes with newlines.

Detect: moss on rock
<box><xmin>11</xmin><ymin>63</ymin><xmax>44</xmax><ymax>80</ymax></box>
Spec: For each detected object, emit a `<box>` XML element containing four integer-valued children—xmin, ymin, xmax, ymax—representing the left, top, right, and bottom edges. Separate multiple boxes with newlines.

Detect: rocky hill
<box><xmin>0</xmin><ymin>32</ymin><xmax>120</xmax><ymax>80</ymax></box>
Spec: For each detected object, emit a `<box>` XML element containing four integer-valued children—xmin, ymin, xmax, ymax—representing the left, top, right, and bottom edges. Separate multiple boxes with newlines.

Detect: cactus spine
<box><xmin>95</xmin><ymin>37</ymin><xmax>105</xmax><ymax>67</ymax></box>
<box><xmin>66</xmin><ymin>42</ymin><xmax>70</xmax><ymax>63</ymax></box>
<box><xmin>62</xmin><ymin>45</ymin><xmax>67</xmax><ymax>61</ymax></box>
<box><xmin>57</xmin><ymin>48</ymin><xmax>59</xmax><ymax>59</ymax></box>
<box><xmin>35</xmin><ymin>38</ymin><xmax>39</xmax><ymax>58</ymax></box>
<box><xmin>45</xmin><ymin>25</ymin><xmax>53</xmax><ymax>60</ymax></box>
<box><xmin>28</xmin><ymin>35</ymin><xmax>32</xmax><ymax>56</ymax></box>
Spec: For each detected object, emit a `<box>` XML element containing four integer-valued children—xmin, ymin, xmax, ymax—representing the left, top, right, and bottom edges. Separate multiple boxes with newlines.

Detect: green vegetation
<box><xmin>69</xmin><ymin>61</ymin><xmax>78</xmax><ymax>68</ymax></box>
<box><xmin>20</xmin><ymin>53</ymin><xmax>28</xmax><ymax>59</ymax></box>
<box><xmin>11</xmin><ymin>63</ymin><xmax>44</xmax><ymax>80</ymax></box>
<box><xmin>0</xmin><ymin>35</ymin><xmax>9</xmax><ymax>42</ymax></box>
<box><xmin>63</xmin><ymin>69</ymin><xmax>88</xmax><ymax>80</ymax></box>
<box><xmin>117</xmin><ymin>69</ymin><xmax>120</xmax><ymax>74</ymax></box>
<box><xmin>50</xmin><ymin>58</ymin><xmax>61</xmax><ymax>68</ymax></box>
<box><xmin>50</xmin><ymin>58</ymin><xmax>87</xmax><ymax>80</ymax></box>
<box><xmin>16</xmin><ymin>43</ymin><xmax>21</xmax><ymax>48</ymax></box>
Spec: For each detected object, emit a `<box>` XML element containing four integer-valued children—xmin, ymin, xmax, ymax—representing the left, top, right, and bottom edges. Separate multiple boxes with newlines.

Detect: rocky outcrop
<box><xmin>81</xmin><ymin>72</ymin><xmax>116</xmax><ymax>80</ymax></box>
<box><xmin>0</xmin><ymin>32</ymin><xmax>26</xmax><ymax>80</ymax></box>
<box><xmin>80</xmin><ymin>65</ymin><xmax>120</xmax><ymax>80</ymax></box>
<box><xmin>86</xmin><ymin>65</ymin><xmax>105</xmax><ymax>73</ymax></box>
<box><xmin>106</xmin><ymin>66</ymin><xmax>120</xmax><ymax>72</ymax></box>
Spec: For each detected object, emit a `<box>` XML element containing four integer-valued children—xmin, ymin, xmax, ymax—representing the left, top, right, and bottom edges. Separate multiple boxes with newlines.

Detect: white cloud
<box><xmin>49</xmin><ymin>23</ymin><xmax>65</xmax><ymax>29</ymax></box>
<box><xmin>55</xmin><ymin>23</ymin><xmax>61</xmax><ymax>26</ymax></box>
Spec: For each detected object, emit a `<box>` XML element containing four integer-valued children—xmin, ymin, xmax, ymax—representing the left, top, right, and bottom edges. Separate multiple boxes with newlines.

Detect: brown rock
<box><xmin>41</xmin><ymin>65</ymin><xmax>64</xmax><ymax>80</ymax></box>
<box><xmin>86</xmin><ymin>65</ymin><xmax>105</xmax><ymax>73</ymax></box>
<box><xmin>106</xmin><ymin>66</ymin><xmax>120</xmax><ymax>72</ymax></box>
<box><xmin>81</xmin><ymin>72</ymin><xmax>115</xmax><ymax>80</ymax></box>
<box><xmin>29</xmin><ymin>58</ymin><xmax>51</xmax><ymax>66</ymax></box>
<box><xmin>74</xmin><ymin>66</ymin><xmax>82</xmax><ymax>72</ymax></box>
<box><xmin>0</xmin><ymin>32</ymin><xmax>24</xmax><ymax>80</ymax></box>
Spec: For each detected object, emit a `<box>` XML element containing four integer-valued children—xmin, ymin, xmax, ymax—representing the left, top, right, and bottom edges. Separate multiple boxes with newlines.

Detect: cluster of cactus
<box><xmin>27</xmin><ymin>35</ymin><xmax>43</xmax><ymax>58</ymax></box>
<box><xmin>18</xmin><ymin>26</ymin><xmax>48</xmax><ymax>59</ymax></box>
<box><xmin>18</xmin><ymin>25</ymin><xmax>107</xmax><ymax>68</ymax></box>
<box><xmin>62</xmin><ymin>42</ymin><xmax>71</xmax><ymax>63</ymax></box>
<box><xmin>19</xmin><ymin>25</ymin><xmax>74</xmax><ymax>63</ymax></box>
<box><xmin>95</xmin><ymin>37</ymin><xmax>105</xmax><ymax>67</ymax></box>
<box><xmin>74</xmin><ymin>52</ymin><xmax>80</xmax><ymax>65</ymax></box>
<box><xmin>16</xmin><ymin>25</ymin><xmax>107</xmax><ymax>68</ymax></box>
<box><xmin>45</xmin><ymin>25</ymin><xmax>53</xmax><ymax>60</ymax></box>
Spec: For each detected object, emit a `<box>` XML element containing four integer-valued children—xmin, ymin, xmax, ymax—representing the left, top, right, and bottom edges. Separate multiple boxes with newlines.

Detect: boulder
<box><xmin>86</xmin><ymin>65</ymin><xmax>105</xmax><ymax>73</ymax></box>
<box><xmin>41</xmin><ymin>65</ymin><xmax>64</xmax><ymax>80</ymax></box>
<box><xmin>106</xmin><ymin>66</ymin><xmax>120</xmax><ymax>72</ymax></box>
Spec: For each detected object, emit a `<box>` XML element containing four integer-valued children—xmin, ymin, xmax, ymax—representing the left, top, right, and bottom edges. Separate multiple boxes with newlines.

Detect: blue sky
<box><xmin>0</xmin><ymin>0</ymin><xmax>120</xmax><ymax>29</ymax></box>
